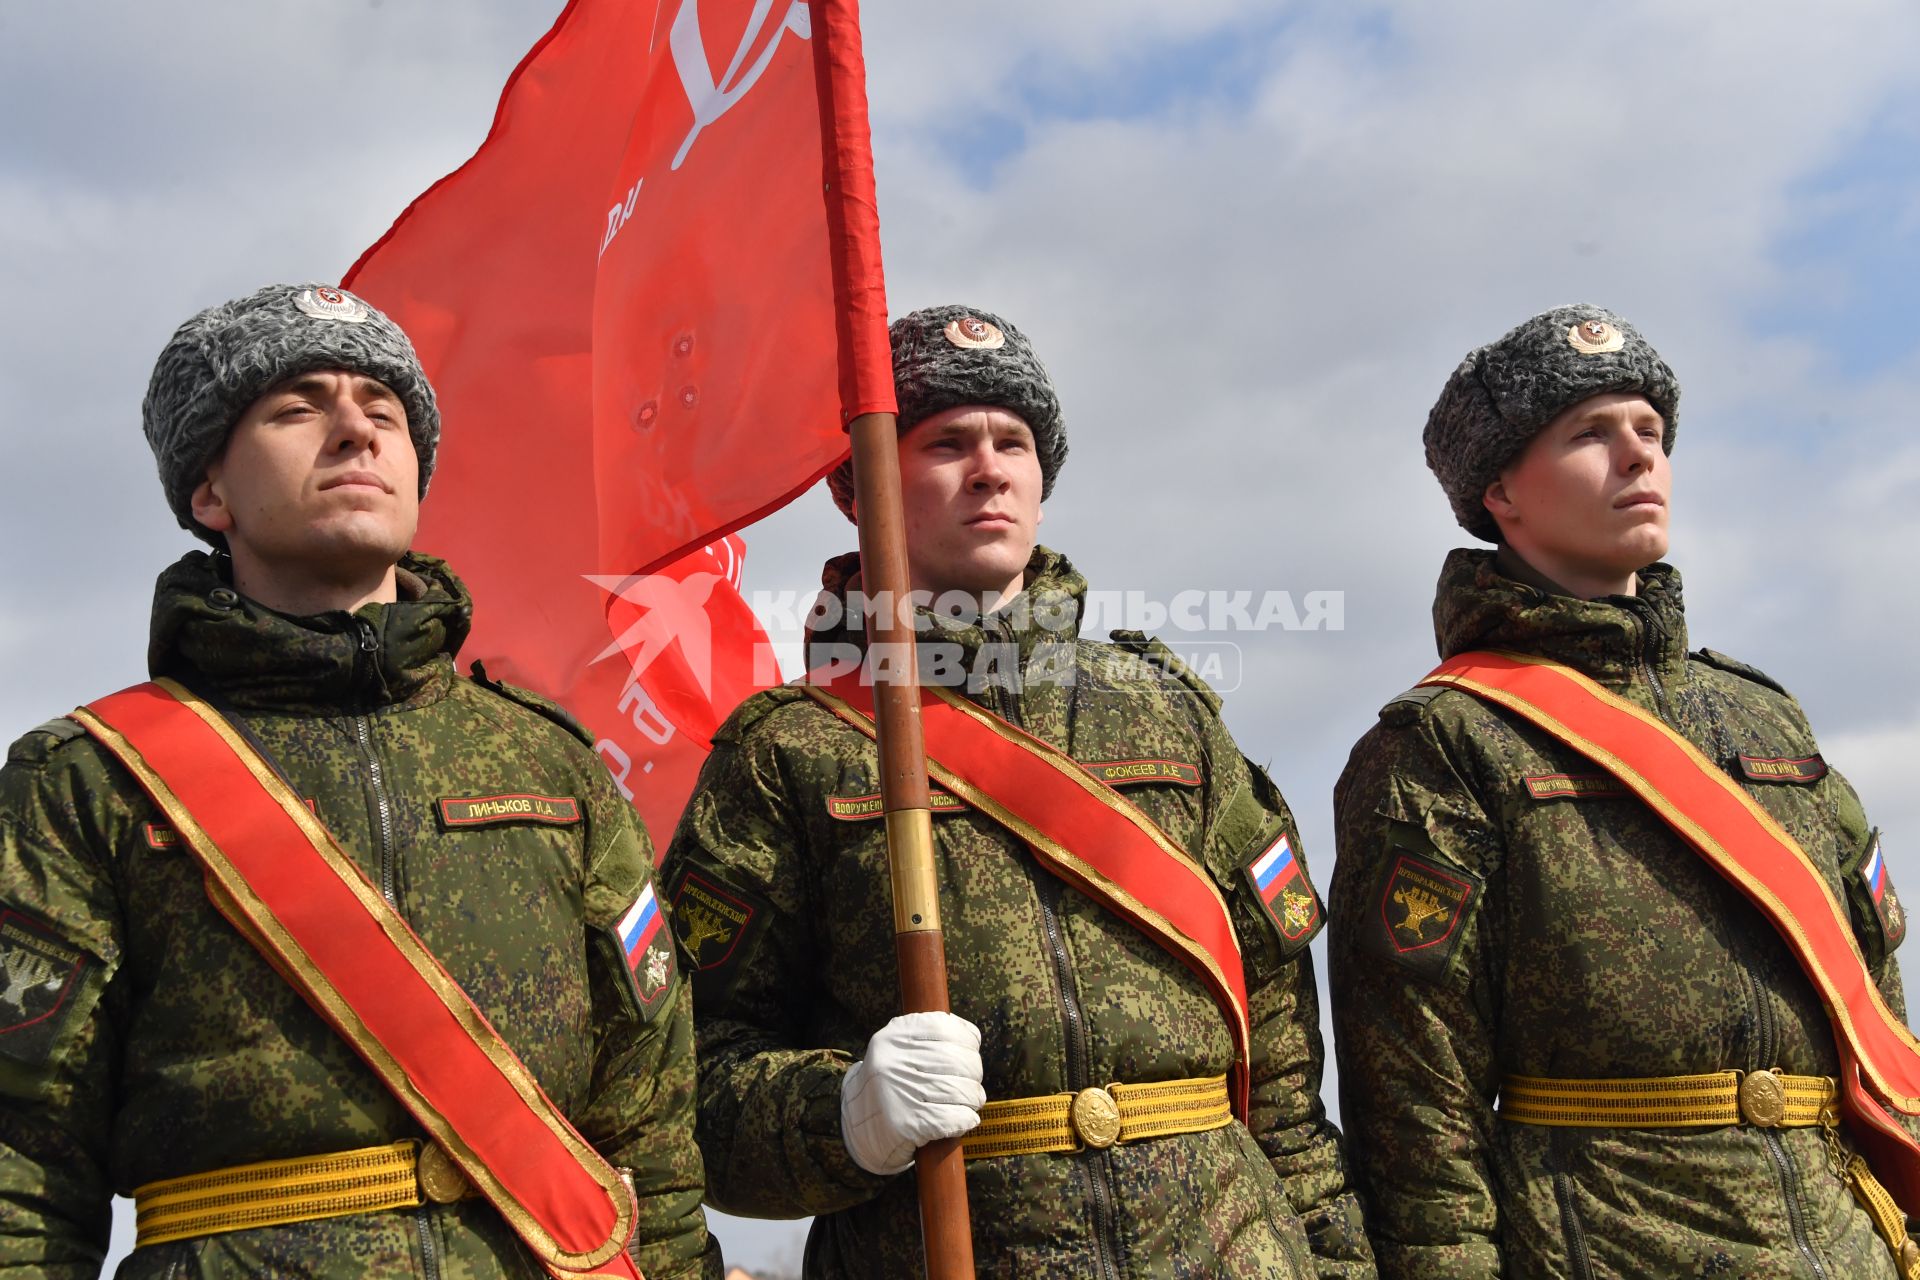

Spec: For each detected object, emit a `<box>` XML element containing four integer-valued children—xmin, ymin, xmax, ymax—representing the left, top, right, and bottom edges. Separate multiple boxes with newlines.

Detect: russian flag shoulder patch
<box><xmin>1857</xmin><ymin>831</ymin><xmax>1906</xmax><ymax>951</ymax></box>
<box><xmin>610</xmin><ymin>883</ymin><xmax>676</xmax><ymax>1019</ymax></box>
<box><xmin>1243</xmin><ymin>832</ymin><xmax>1321</xmax><ymax>945</ymax></box>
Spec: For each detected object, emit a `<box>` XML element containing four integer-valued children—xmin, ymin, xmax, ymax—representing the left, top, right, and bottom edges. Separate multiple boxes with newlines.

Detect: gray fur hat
<box><xmin>1425</xmin><ymin>303</ymin><xmax>1678</xmax><ymax>542</ymax></box>
<box><xmin>828</xmin><ymin>303</ymin><xmax>1065</xmax><ymax>520</ymax></box>
<box><xmin>143</xmin><ymin>282</ymin><xmax>440</xmax><ymax>542</ymax></box>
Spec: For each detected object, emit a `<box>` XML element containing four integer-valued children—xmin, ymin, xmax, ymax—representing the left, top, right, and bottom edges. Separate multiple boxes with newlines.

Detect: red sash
<box><xmin>73</xmin><ymin>680</ymin><xmax>641</xmax><ymax>1278</ymax></box>
<box><xmin>803</xmin><ymin>669</ymin><xmax>1253</xmax><ymax>1119</ymax></box>
<box><xmin>1423</xmin><ymin>650</ymin><xmax>1920</xmax><ymax>1209</ymax></box>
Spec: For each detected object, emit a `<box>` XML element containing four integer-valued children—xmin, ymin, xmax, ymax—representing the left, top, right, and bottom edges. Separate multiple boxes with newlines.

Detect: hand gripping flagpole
<box><xmin>847</xmin><ymin>413</ymin><xmax>977</xmax><ymax>1276</ymax></box>
<box><xmin>813</xmin><ymin>4</ymin><xmax>975</xmax><ymax>1273</ymax></box>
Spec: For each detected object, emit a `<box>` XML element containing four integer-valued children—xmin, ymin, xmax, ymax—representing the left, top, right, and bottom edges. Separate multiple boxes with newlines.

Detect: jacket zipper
<box><xmin>415</xmin><ymin>1205</ymin><xmax>441</xmax><ymax>1280</ymax></box>
<box><xmin>1636</xmin><ymin>607</ymin><xmax>1832</xmax><ymax>1278</ymax></box>
<box><xmin>1033</xmin><ymin>879</ymin><xmax>1091</xmax><ymax>1106</ymax></box>
<box><xmin>990</xmin><ymin>675</ymin><xmax>1123</xmax><ymax>1280</ymax></box>
<box><xmin>1034</xmin><ymin>878</ymin><xmax>1121</xmax><ymax>1280</ymax></box>
<box><xmin>354</xmin><ymin>621</ymin><xmax>400</xmax><ymax>910</ymax></box>
<box><xmin>1762</xmin><ymin>1127</ymin><xmax>1829</xmax><ymax>1280</ymax></box>
<box><xmin>358</xmin><ymin>620</ymin><xmax>434</xmax><ymax>1278</ymax></box>
<box><xmin>1551</xmin><ymin>1167</ymin><xmax>1597</xmax><ymax>1280</ymax></box>
<box><xmin>1630</xmin><ymin>606</ymin><xmax>1676</xmax><ymax>727</ymax></box>
<box><xmin>1743</xmin><ymin>932</ymin><xmax>1832</xmax><ymax>1279</ymax></box>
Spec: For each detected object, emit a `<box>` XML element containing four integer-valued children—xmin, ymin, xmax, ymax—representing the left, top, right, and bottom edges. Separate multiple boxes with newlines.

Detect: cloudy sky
<box><xmin>7</xmin><ymin>0</ymin><xmax>1920</xmax><ymax>1272</ymax></box>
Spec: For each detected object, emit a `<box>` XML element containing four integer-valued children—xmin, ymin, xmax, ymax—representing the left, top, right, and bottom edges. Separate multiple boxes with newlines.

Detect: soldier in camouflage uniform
<box><xmin>0</xmin><ymin>283</ymin><xmax>720</xmax><ymax>1278</ymax></box>
<box><xmin>1328</xmin><ymin>303</ymin><xmax>1913</xmax><ymax>1278</ymax></box>
<box><xmin>663</xmin><ymin>304</ymin><xmax>1374</xmax><ymax>1278</ymax></box>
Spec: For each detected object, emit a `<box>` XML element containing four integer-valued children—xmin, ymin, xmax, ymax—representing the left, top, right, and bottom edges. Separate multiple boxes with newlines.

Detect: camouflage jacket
<box><xmin>1328</xmin><ymin>548</ymin><xmax>1910</xmax><ymax>1279</ymax></box>
<box><xmin>663</xmin><ymin>547</ymin><xmax>1373</xmax><ymax>1279</ymax></box>
<box><xmin>0</xmin><ymin>552</ymin><xmax>719</xmax><ymax>1280</ymax></box>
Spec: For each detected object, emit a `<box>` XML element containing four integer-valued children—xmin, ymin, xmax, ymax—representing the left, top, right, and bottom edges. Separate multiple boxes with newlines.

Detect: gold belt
<box><xmin>1500</xmin><ymin>1068</ymin><xmax>1837</xmax><ymax>1128</ymax></box>
<box><xmin>963</xmin><ymin>1074</ymin><xmax>1232</xmax><ymax>1160</ymax></box>
<box><xmin>1502</xmin><ymin>1070</ymin><xmax>1920</xmax><ymax>1279</ymax></box>
<box><xmin>132</xmin><ymin>1140</ymin><xmax>477</xmax><ymax>1248</ymax></box>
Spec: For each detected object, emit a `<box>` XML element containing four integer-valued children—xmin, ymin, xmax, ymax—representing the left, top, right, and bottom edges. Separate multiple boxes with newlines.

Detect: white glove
<box><xmin>840</xmin><ymin>1011</ymin><xmax>986</xmax><ymax>1175</ymax></box>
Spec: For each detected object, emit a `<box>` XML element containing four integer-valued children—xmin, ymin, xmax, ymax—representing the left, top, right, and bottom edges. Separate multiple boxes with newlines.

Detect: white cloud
<box><xmin>1824</xmin><ymin>719</ymin><xmax>1920</xmax><ymax>849</ymax></box>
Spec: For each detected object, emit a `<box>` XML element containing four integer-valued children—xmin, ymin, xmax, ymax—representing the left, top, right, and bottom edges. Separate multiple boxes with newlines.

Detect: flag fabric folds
<box><xmin>344</xmin><ymin>0</ymin><xmax>893</xmax><ymax>846</ymax></box>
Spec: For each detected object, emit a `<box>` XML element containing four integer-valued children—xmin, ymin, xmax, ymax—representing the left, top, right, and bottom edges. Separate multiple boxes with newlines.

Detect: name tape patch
<box><xmin>1085</xmin><ymin>758</ymin><xmax>1202</xmax><ymax>787</ymax></box>
<box><xmin>828</xmin><ymin>791</ymin><xmax>968</xmax><ymax>821</ymax></box>
<box><xmin>438</xmin><ymin>793</ymin><xmax>581</xmax><ymax>828</ymax></box>
<box><xmin>1524</xmin><ymin>773</ymin><xmax>1628</xmax><ymax>801</ymax></box>
<box><xmin>145</xmin><ymin>796</ymin><xmax>316</xmax><ymax>849</ymax></box>
<box><xmin>1736</xmin><ymin>754</ymin><xmax>1828</xmax><ymax>785</ymax></box>
<box><xmin>825</xmin><ymin>759</ymin><xmax>1200</xmax><ymax>821</ymax></box>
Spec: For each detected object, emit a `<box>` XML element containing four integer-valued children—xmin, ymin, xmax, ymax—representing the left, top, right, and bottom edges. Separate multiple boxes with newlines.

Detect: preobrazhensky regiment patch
<box><xmin>0</xmin><ymin>910</ymin><xmax>91</xmax><ymax>1064</ymax></box>
<box><xmin>671</xmin><ymin>872</ymin><xmax>756</xmax><ymax>973</ymax></box>
<box><xmin>1373</xmin><ymin>854</ymin><xmax>1480</xmax><ymax>982</ymax></box>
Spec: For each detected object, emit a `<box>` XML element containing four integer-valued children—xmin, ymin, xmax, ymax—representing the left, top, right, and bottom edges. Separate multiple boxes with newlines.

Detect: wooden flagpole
<box><xmin>846</xmin><ymin>410</ymin><xmax>976</xmax><ymax>1275</ymax></box>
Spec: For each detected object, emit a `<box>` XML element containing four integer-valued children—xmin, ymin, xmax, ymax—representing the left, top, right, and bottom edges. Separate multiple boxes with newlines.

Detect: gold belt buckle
<box><xmin>416</xmin><ymin>1142</ymin><xmax>471</xmax><ymax>1203</ymax></box>
<box><xmin>1739</xmin><ymin>1068</ymin><xmax>1788</xmax><ymax>1128</ymax></box>
<box><xmin>1071</xmin><ymin>1086</ymin><xmax>1122</xmax><ymax>1150</ymax></box>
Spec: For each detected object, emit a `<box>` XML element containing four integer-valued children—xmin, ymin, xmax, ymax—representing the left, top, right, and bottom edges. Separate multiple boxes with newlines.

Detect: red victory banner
<box><xmin>344</xmin><ymin>0</ymin><xmax>893</xmax><ymax>848</ymax></box>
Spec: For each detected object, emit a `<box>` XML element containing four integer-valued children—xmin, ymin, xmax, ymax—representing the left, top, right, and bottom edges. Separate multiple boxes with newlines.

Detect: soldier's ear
<box><xmin>1482</xmin><ymin>476</ymin><xmax>1518</xmax><ymax>528</ymax></box>
<box><xmin>190</xmin><ymin>465</ymin><xmax>236</xmax><ymax>535</ymax></box>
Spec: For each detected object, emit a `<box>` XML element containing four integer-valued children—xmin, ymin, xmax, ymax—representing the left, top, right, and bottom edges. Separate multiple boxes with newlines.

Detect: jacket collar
<box><xmin>803</xmin><ymin>545</ymin><xmax>1088</xmax><ymax>675</ymax></box>
<box><xmin>1432</xmin><ymin>546</ymin><xmax>1690</xmax><ymax>690</ymax></box>
<box><xmin>147</xmin><ymin>551</ymin><xmax>471</xmax><ymax>713</ymax></box>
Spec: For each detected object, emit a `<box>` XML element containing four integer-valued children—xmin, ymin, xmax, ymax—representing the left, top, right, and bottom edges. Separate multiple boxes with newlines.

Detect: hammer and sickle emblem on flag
<box><xmin>670</xmin><ymin>0</ymin><xmax>814</xmax><ymax>170</ymax></box>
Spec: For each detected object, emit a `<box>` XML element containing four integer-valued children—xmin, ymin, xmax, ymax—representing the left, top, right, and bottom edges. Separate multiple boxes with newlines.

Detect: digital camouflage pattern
<box><xmin>664</xmin><ymin>546</ymin><xmax>1374</xmax><ymax>1279</ymax></box>
<box><xmin>0</xmin><ymin>552</ymin><xmax>719</xmax><ymax>1280</ymax></box>
<box><xmin>1329</xmin><ymin>548</ymin><xmax>1912</xmax><ymax>1280</ymax></box>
